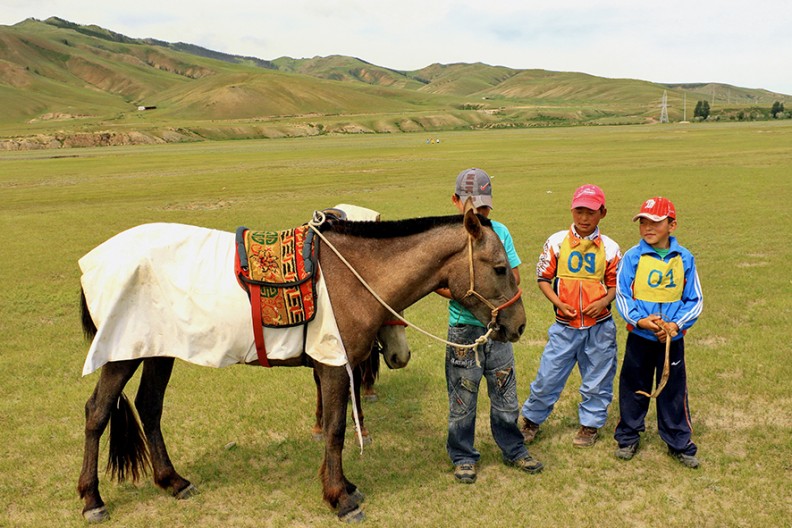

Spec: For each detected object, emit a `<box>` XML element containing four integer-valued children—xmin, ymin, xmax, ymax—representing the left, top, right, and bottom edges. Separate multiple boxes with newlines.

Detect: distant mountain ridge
<box><xmin>0</xmin><ymin>17</ymin><xmax>788</xmax><ymax>148</ymax></box>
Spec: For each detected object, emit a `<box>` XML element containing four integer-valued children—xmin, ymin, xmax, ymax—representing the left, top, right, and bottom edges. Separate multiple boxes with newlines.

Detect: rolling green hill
<box><xmin>0</xmin><ymin>17</ymin><xmax>788</xmax><ymax>149</ymax></box>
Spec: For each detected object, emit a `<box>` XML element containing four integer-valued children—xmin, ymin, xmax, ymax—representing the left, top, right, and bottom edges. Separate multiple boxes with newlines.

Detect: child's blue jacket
<box><xmin>615</xmin><ymin>236</ymin><xmax>703</xmax><ymax>342</ymax></box>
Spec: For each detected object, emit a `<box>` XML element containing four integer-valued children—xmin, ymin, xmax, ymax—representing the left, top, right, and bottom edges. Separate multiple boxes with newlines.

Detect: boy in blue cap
<box><xmin>613</xmin><ymin>197</ymin><xmax>704</xmax><ymax>468</ymax></box>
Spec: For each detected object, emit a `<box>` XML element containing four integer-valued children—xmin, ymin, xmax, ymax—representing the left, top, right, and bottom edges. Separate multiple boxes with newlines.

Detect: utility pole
<box><xmin>660</xmin><ymin>90</ymin><xmax>669</xmax><ymax>123</ymax></box>
<box><xmin>683</xmin><ymin>92</ymin><xmax>687</xmax><ymax>122</ymax></box>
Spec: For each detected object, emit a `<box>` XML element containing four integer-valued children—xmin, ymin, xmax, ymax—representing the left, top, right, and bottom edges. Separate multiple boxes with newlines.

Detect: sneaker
<box><xmin>506</xmin><ymin>454</ymin><xmax>544</xmax><ymax>474</ymax></box>
<box><xmin>670</xmin><ymin>451</ymin><xmax>700</xmax><ymax>469</ymax></box>
<box><xmin>614</xmin><ymin>442</ymin><xmax>639</xmax><ymax>460</ymax></box>
<box><xmin>454</xmin><ymin>463</ymin><xmax>477</xmax><ymax>484</ymax></box>
<box><xmin>572</xmin><ymin>426</ymin><xmax>599</xmax><ymax>448</ymax></box>
<box><xmin>518</xmin><ymin>415</ymin><xmax>540</xmax><ymax>444</ymax></box>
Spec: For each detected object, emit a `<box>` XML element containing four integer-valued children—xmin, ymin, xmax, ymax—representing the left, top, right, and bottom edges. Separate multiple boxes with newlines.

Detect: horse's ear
<box><xmin>462</xmin><ymin>196</ymin><xmax>476</xmax><ymax>214</ymax></box>
<box><xmin>464</xmin><ymin>206</ymin><xmax>483</xmax><ymax>240</ymax></box>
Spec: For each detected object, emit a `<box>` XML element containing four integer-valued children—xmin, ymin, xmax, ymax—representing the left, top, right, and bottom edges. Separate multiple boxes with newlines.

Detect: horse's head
<box><xmin>448</xmin><ymin>208</ymin><xmax>527</xmax><ymax>342</ymax></box>
<box><xmin>375</xmin><ymin>315</ymin><xmax>411</xmax><ymax>369</ymax></box>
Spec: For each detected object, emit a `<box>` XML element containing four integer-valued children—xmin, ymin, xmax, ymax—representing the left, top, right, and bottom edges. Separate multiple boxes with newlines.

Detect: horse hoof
<box><xmin>311</xmin><ymin>432</ymin><xmax>324</xmax><ymax>442</ymax></box>
<box><xmin>354</xmin><ymin>432</ymin><xmax>372</xmax><ymax>446</ymax></box>
<box><xmin>350</xmin><ymin>488</ymin><xmax>365</xmax><ymax>504</ymax></box>
<box><xmin>174</xmin><ymin>483</ymin><xmax>199</xmax><ymax>500</ymax></box>
<box><xmin>339</xmin><ymin>506</ymin><xmax>365</xmax><ymax>523</ymax></box>
<box><xmin>83</xmin><ymin>506</ymin><xmax>109</xmax><ymax>523</ymax></box>
<box><xmin>363</xmin><ymin>394</ymin><xmax>378</xmax><ymax>403</ymax></box>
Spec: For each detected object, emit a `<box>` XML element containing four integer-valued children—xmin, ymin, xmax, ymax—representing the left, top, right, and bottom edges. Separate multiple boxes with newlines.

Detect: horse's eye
<box><xmin>494</xmin><ymin>266</ymin><xmax>508</xmax><ymax>276</ymax></box>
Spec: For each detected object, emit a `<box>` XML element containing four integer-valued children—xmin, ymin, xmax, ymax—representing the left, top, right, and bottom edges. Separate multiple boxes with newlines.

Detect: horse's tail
<box><xmin>80</xmin><ymin>287</ymin><xmax>97</xmax><ymax>340</ymax></box>
<box><xmin>360</xmin><ymin>351</ymin><xmax>380</xmax><ymax>390</ymax></box>
<box><xmin>106</xmin><ymin>393</ymin><xmax>150</xmax><ymax>483</ymax></box>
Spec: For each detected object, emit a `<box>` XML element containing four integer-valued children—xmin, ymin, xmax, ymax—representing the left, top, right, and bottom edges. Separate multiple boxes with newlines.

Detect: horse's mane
<box><xmin>323</xmin><ymin>214</ymin><xmax>492</xmax><ymax>239</ymax></box>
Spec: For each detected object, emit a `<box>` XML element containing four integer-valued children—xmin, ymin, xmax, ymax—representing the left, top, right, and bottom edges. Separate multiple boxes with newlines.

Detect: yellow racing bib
<box><xmin>633</xmin><ymin>254</ymin><xmax>684</xmax><ymax>303</ymax></box>
<box><xmin>557</xmin><ymin>236</ymin><xmax>605</xmax><ymax>281</ymax></box>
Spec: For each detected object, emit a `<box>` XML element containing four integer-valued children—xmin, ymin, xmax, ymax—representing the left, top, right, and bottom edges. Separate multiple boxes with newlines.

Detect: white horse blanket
<box><xmin>80</xmin><ymin>222</ymin><xmax>348</xmax><ymax>376</ymax></box>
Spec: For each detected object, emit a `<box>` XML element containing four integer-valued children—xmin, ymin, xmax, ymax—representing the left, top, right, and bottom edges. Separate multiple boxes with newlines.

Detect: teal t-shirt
<box><xmin>448</xmin><ymin>219</ymin><xmax>521</xmax><ymax>327</ymax></box>
<box><xmin>654</xmin><ymin>247</ymin><xmax>671</xmax><ymax>258</ymax></box>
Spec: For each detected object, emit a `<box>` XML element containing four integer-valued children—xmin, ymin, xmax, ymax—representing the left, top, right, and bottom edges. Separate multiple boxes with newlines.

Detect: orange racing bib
<box><xmin>557</xmin><ymin>236</ymin><xmax>605</xmax><ymax>282</ymax></box>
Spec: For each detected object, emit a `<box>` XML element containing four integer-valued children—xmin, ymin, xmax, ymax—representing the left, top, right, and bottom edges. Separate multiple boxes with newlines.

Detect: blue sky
<box><xmin>4</xmin><ymin>0</ymin><xmax>791</xmax><ymax>95</ymax></box>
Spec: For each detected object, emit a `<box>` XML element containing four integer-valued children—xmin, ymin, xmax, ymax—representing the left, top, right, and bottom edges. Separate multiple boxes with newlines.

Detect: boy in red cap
<box><xmin>613</xmin><ymin>197</ymin><xmax>704</xmax><ymax>468</ymax></box>
<box><xmin>518</xmin><ymin>184</ymin><xmax>622</xmax><ymax>447</ymax></box>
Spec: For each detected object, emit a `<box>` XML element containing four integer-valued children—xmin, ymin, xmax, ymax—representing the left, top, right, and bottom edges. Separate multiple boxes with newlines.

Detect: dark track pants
<box><xmin>614</xmin><ymin>332</ymin><xmax>697</xmax><ymax>455</ymax></box>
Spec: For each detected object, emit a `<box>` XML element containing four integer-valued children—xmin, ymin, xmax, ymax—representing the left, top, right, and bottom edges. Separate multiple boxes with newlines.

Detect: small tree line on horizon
<box><xmin>692</xmin><ymin>99</ymin><xmax>788</xmax><ymax>122</ymax></box>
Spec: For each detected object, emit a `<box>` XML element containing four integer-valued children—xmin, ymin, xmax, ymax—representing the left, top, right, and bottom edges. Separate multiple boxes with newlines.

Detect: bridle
<box><xmin>462</xmin><ymin>233</ymin><xmax>523</xmax><ymax>331</ymax></box>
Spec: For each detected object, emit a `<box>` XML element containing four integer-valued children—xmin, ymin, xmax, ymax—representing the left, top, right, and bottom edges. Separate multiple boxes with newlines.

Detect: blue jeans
<box><xmin>446</xmin><ymin>325</ymin><xmax>529</xmax><ymax>466</ymax></box>
<box><xmin>521</xmin><ymin>319</ymin><xmax>618</xmax><ymax>428</ymax></box>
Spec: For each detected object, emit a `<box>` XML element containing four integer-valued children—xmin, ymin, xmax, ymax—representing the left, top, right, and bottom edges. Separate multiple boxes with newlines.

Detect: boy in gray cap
<box><xmin>436</xmin><ymin>168</ymin><xmax>543</xmax><ymax>484</ymax></box>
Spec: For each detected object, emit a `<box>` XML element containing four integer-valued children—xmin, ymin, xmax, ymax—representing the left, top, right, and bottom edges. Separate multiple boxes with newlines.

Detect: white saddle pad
<box><xmin>79</xmin><ymin>223</ymin><xmax>347</xmax><ymax>376</ymax></box>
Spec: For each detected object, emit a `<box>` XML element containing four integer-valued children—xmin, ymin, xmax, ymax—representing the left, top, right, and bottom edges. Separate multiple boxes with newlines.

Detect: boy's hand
<box><xmin>557</xmin><ymin>303</ymin><xmax>577</xmax><ymax>318</ymax></box>
<box><xmin>435</xmin><ymin>287</ymin><xmax>452</xmax><ymax>300</ymax></box>
<box><xmin>637</xmin><ymin>316</ymin><xmax>662</xmax><ymax>332</ymax></box>
<box><xmin>582</xmin><ymin>298</ymin><xmax>609</xmax><ymax>318</ymax></box>
<box><xmin>638</xmin><ymin>317</ymin><xmax>678</xmax><ymax>343</ymax></box>
<box><xmin>656</xmin><ymin>321</ymin><xmax>679</xmax><ymax>343</ymax></box>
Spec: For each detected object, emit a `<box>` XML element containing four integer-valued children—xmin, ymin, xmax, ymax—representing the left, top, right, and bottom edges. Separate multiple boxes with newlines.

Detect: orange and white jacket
<box><xmin>536</xmin><ymin>226</ymin><xmax>621</xmax><ymax>329</ymax></box>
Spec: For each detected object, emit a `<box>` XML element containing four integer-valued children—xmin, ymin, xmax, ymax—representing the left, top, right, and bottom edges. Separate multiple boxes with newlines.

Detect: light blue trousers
<box><xmin>521</xmin><ymin>319</ymin><xmax>617</xmax><ymax>429</ymax></box>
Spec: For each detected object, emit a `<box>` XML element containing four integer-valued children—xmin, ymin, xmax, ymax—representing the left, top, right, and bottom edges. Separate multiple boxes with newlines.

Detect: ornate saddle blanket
<box><xmin>235</xmin><ymin>225</ymin><xmax>318</xmax><ymax>328</ymax></box>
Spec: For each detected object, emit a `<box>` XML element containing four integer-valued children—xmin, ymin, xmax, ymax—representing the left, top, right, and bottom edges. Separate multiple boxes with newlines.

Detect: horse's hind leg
<box><xmin>135</xmin><ymin>358</ymin><xmax>196</xmax><ymax>499</ymax></box>
<box><xmin>361</xmin><ymin>352</ymin><xmax>379</xmax><ymax>402</ymax></box>
<box><xmin>77</xmin><ymin>360</ymin><xmax>142</xmax><ymax>523</ymax></box>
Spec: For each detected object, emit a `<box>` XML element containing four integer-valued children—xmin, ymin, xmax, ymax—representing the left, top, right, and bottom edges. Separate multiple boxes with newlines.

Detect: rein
<box><xmin>308</xmin><ymin>211</ymin><xmax>520</xmax><ymax>351</ymax></box>
<box><xmin>636</xmin><ymin>319</ymin><xmax>673</xmax><ymax>398</ymax></box>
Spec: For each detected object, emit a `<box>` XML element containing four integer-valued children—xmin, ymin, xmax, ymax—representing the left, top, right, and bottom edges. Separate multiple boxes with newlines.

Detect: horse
<box><xmin>76</xmin><ymin>205</ymin><xmax>526</xmax><ymax>523</ymax></box>
<box><xmin>311</xmin><ymin>316</ymin><xmax>410</xmax><ymax>444</ymax></box>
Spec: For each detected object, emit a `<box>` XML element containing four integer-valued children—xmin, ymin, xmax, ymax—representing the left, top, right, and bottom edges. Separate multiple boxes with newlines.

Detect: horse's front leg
<box><xmin>311</xmin><ymin>368</ymin><xmax>324</xmax><ymax>441</ymax></box>
<box><xmin>315</xmin><ymin>362</ymin><xmax>364</xmax><ymax>522</ymax></box>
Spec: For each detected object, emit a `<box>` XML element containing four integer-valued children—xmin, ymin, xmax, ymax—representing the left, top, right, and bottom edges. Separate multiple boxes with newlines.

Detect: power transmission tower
<box><xmin>660</xmin><ymin>90</ymin><xmax>669</xmax><ymax>123</ymax></box>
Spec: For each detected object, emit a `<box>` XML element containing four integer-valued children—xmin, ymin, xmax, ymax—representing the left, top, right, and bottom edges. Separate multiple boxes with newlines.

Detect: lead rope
<box><xmin>343</xmin><ymin>362</ymin><xmax>364</xmax><ymax>453</ymax></box>
<box><xmin>308</xmin><ymin>212</ymin><xmax>496</xmax><ymax>351</ymax></box>
<box><xmin>636</xmin><ymin>319</ymin><xmax>674</xmax><ymax>398</ymax></box>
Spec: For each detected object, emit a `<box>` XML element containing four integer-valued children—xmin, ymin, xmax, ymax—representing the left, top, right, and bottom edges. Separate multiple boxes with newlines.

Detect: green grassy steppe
<box><xmin>1</xmin><ymin>122</ymin><xmax>790</xmax><ymax>527</ymax></box>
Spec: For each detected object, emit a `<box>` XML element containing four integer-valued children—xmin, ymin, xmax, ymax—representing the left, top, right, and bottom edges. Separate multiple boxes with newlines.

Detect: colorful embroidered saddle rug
<box><xmin>235</xmin><ymin>224</ymin><xmax>319</xmax><ymax>366</ymax></box>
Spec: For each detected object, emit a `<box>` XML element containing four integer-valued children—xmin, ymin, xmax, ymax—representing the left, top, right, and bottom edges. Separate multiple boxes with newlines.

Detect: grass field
<box><xmin>1</xmin><ymin>121</ymin><xmax>790</xmax><ymax>528</ymax></box>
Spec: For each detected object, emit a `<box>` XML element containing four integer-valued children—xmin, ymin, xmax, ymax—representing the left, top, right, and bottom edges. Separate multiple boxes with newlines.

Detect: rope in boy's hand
<box><xmin>636</xmin><ymin>319</ymin><xmax>676</xmax><ymax>399</ymax></box>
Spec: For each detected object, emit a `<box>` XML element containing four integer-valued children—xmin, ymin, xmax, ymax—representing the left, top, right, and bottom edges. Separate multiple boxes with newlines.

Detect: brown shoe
<box><xmin>518</xmin><ymin>415</ymin><xmax>539</xmax><ymax>444</ymax></box>
<box><xmin>572</xmin><ymin>426</ymin><xmax>599</xmax><ymax>447</ymax></box>
<box><xmin>454</xmin><ymin>463</ymin><xmax>477</xmax><ymax>484</ymax></box>
<box><xmin>506</xmin><ymin>454</ymin><xmax>544</xmax><ymax>474</ymax></box>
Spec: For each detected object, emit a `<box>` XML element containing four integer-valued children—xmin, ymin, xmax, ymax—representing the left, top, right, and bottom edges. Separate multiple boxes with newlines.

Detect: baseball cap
<box><xmin>570</xmin><ymin>184</ymin><xmax>606</xmax><ymax>210</ymax></box>
<box><xmin>455</xmin><ymin>168</ymin><xmax>493</xmax><ymax>209</ymax></box>
<box><xmin>632</xmin><ymin>197</ymin><xmax>676</xmax><ymax>222</ymax></box>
